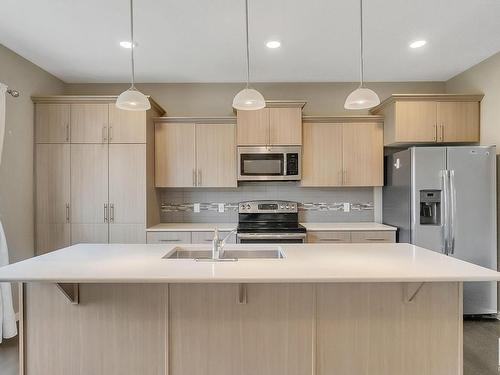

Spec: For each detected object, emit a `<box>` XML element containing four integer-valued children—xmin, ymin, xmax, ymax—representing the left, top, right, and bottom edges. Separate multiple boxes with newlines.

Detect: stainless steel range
<box><xmin>237</xmin><ymin>200</ymin><xmax>306</xmax><ymax>243</ymax></box>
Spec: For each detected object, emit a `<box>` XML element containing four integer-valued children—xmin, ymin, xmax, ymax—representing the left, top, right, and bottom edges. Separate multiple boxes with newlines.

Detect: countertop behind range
<box><xmin>146</xmin><ymin>222</ymin><xmax>397</xmax><ymax>232</ymax></box>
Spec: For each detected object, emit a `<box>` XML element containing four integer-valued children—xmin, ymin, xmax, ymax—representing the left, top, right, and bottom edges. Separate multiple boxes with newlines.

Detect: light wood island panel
<box><xmin>21</xmin><ymin>282</ymin><xmax>462</xmax><ymax>375</ymax></box>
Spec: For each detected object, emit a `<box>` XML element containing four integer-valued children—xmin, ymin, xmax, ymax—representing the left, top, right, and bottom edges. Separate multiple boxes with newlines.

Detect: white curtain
<box><xmin>0</xmin><ymin>83</ymin><xmax>17</xmax><ymax>343</ymax></box>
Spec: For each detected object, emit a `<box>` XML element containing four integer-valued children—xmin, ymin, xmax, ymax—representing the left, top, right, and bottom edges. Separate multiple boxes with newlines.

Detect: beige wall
<box><xmin>65</xmin><ymin>81</ymin><xmax>445</xmax><ymax>116</ymax></box>
<box><xmin>0</xmin><ymin>44</ymin><xmax>65</xmax><ymax>311</ymax></box>
<box><xmin>446</xmin><ymin>51</ymin><xmax>500</xmax><ymax>153</ymax></box>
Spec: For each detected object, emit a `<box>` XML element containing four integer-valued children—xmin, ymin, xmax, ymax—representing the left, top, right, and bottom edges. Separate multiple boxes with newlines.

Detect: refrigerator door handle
<box><xmin>441</xmin><ymin>170</ymin><xmax>450</xmax><ymax>255</ymax></box>
<box><xmin>449</xmin><ymin>170</ymin><xmax>457</xmax><ymax>255</ymax></box>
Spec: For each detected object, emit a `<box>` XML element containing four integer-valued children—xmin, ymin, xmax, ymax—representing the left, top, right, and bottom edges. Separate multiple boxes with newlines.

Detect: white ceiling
<box><xmin>1</xmin><ymin>0</ymin><xmax>500</xmax><ymax>83</ymax></box>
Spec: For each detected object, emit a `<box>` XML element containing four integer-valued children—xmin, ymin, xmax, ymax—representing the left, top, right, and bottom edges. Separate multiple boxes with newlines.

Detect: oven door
<box><xmin>237</xmin><ymin>233</ymin><xmax>306</xmax><ymax>244</ymax></box>
<box><xmin>238</xmin><ymin>146</ymin><xmax>301</xmax><ymax>181</ymax></box>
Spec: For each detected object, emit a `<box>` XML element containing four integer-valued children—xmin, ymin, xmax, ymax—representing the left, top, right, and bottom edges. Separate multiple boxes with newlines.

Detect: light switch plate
<box><xmin>343</xmin><ymin>203</ymin><xmax>350</xmax><ymax>212</ymax></box>
<box><xmin>218</xmin><ymin>203</ymin><xmax>225</xmax><ymax>213</ymax></box>
<box><xmin>193</xmin><ymin>203</ymin><xmax>200</xmax><ymax>213</ymax></box>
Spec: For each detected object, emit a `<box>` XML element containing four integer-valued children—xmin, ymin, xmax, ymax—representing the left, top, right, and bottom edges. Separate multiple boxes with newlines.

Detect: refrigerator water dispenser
<box><xmin>419</xmin><ymin>190</ymin><xmax>441</xmax><ymax>225</ymax></box>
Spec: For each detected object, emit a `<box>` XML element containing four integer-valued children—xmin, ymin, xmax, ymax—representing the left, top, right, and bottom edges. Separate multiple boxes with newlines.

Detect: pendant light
<box><xmin>232</xmin><ymin>0</ymin><xmax>265</xmax><ymax>111</ymax></box>
<box><xmin>116</xmin><ymin>0</ymin><xmax>150</xmax><ymax>111</ymax></box>
<box><xmin>344</xmin><ymin>0</ymin><xmax>380</xmax><ymax>110</ymax></box>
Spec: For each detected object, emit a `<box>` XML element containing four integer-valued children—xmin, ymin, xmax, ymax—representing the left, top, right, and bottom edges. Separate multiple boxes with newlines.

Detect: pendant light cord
<box><xmin>130</xmin><ymin>0</ymin><xmax>136</xmax><ymax>88</ymax></box>
<box><xmin>245</xmin><ymin>0</ymin><xmax>250</xmax><ymax>88</ymax></box>
<box><xmin>359</xmin><ymin>0</ymin><xmax>364</xmax><ymax>88</ymax></box>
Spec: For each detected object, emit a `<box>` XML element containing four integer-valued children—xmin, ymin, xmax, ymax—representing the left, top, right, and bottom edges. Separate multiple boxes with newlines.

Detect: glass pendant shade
<box><xmin>232</xmin><ymin>88</ymin><xmax>265</xmax><ymax>110</ymax></box>
<box><xmin>344</xmin><ymin>87</ymin><xmax>380</xmax><ymax>110</ymax></box>
<box><xmin>116</xmin><ymin>87</ymin><xmax>151</xmax><ymax>111</ymax></box>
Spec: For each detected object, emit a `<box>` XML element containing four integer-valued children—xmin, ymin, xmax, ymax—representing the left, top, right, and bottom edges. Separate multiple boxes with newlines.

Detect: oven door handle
<box><xmin>237</xmin><ymin>233</ymin><xmax>307</xmax><ymax>240</ymax></box>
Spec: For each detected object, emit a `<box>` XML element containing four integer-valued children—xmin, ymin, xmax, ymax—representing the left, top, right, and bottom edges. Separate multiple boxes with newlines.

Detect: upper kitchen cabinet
<box><xmin>155</xmin><ymin>118</ymin><xmax>237</xmax><ymax>188</ymax></box>
<box><xmin>33</xmin><ymin>96</ymin><xmax>165</xmax><ymax>144</ymax></box>
<box><xmin>236</xmin><ymin>101</ymin><xmax>306</xmax><ymax>146</ymax></box>
<box><xmin>301</xmin><ymin>116</ymin><xmax>384</xmax><ymax>187</ymax></box>
<box><xmin>70</xmin><ymin>103</ymin><xmax>109</xmax><ymax>143</ymax></box>
<box><xmin>155</xmin><ymin>122</ymin><xmax>196</xmax><ymax>187</ymax></box>
<box><xmin>35</xmin><ymin>103</ymin><xmax>70</xmax><ymax>143</ymax></box>
<box><xmin>108</xmin><ymin>104</ymin><xmax>147</xmax><ymax>143</ymax></box>
<box><xmin>370</xmin><ymin>94</ymin><xmax>483</xmax><ymax>146</ymax></box>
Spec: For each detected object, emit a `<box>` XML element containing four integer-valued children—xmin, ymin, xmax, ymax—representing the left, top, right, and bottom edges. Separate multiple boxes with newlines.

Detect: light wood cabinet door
<box><xmin>70</xmin><ymin>144</ymin><xmax>108</xmax><ymax>244</ymax></box>
<box><xmin>169</xmin><ymin>284</ymin><xmax>314</xmax><ymax>375</ymax></box>
<box><xmin>108</xmin><ymin>104</ymin><xmax>146</xmax><ymax>143</ymax></box>
<box><xmin>35</xmin><ymin>104</ymin><xmax>70</xmax><ymax>143</ymax></box>
<box><xmin>170</xmin><ymin>284</ymin><xmax>242</xmax><ymax>375</ymax></box>
<box><xmin>146</xmin><ymin>231</ymin><xmax>191</xmax><ymax>244</ymax></box>
<box><xmin>350</xmin><ymin>231</ymin><xmax>395</xmax><ymax>243</ymax></box>
<box><xmin>195</xmin><ymin>124</ymin><xmax>237</xmax><ymax>187</ymax></box>
<box><xmin>437</xmin><ymin>101</ymin><xmax>480</xmax><ymax>143</ymax></box>
<box><xmin>395</xmin><ymin>101</ymin><xmax>437</xmax><ymax>143</ymax></box>
<box><xmin>35</xmin><ymin>144</ymin><xmax>70</xmax><ymax>254</ymax></box>
<box><xmin>155</xmin><ymin>123</ymin><xmax>196</xmax><ymax>187</ymax></box>
<box><xmin>237</xmin><ymin>108</ymin><xmax>270</xmax><ymax>145</ymax></box>
<box><xmin>109</xmin><ymin>144</ymin><xmax>146</xmax><ymax>243</ymax></box>
<box><xmin>269</xmin><ymin>107</ymin><xmax>302</xmax><ymax>145</ymax></box>
<box><xmin>316</xmin><ymin>283</ymin><xmax>461</xmax><ymax>375</ymax></box>
<box><xmin>307</xmin><ymin>231</ymin><xmax>351</xmax><ymax>243</ymax></box>
<box><xmin>191</xmin><ymin>231</ymin><xmax>236</xmax><ymax>244</ymax></box>
<box><xmin>70</xmin><ymin>103</ymin><xmax>109</xmax><ymax>143</ymax></box>
<box><xmin>301</xmin><ymin>123</ymin><xmax>343</xmax><ymax>186</ymax></box>
<box><xmin>240</xmin><ymin>284</ymin><xmax>314</xmax><ymax>375</ymax></box>
<box><xmin>342</xmin><ymin>122</ymin><xmax>383</xmax><ymax>186</ymax></box>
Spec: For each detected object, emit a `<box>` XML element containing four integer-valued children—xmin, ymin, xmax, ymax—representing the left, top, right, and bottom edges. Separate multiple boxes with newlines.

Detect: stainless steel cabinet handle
<box><xmin>441</xmin><ymin>123</ymin><xmax>445</xmax><ymax>142</ymax></box>
<box><xmin>109</xmin><ymin>125</ymin><xmax>113</xmax><ymax>141</ymax></box>
<box><xmin>365</xmin><ymin>238</ymin><xmax>387</xmax><ymax>242</ymax></box>
<box><xmin>102</xmin><ymin>125</ymin><xmax>108</xmax><ymax>142</ymax></box>
<box><xmin>110</xmin><ymin>204</ymin><xmax>115</xmax><ymax>223</ymax></box>
<box><xmin>238</xmin><ymin>284</ymin><xmax>247</xmax><ymax>304</ymax></box>
<box><xmin>65</xmin><ymin>203</ymin><xmax>70</xmax><ymax>223</ymax></box>
<box><xmin>193</xmin><ymin>169</ymin><xmax>197</xmax><ymax>186</ymax></box>
<box><xmin>65</xmin><ymin>123</ymin><xmax>70</xmax><ymax>142</ymax></box>
<box><xmin>198</xmin><ymin>169</ymin><xmax>202</xmax><ymax>186</ymax></box>
<box><xmin>319</xmin><ymin>238</ymin><xmax>343</xmax><ymax>242</ymax></box>
<box><xmin>158</xmin><ymin>239</ymin><xmax>181</xmax><ymax>243</ymax></box>
<box><xmin>104</xmin><ymin>203</ymin><xmax>108</xmax><ymax>223</ymax></box>
<box><xmin>433</xmin><ymin>123</ymin><xmax>437</xmax><ymax>141</ymax></box>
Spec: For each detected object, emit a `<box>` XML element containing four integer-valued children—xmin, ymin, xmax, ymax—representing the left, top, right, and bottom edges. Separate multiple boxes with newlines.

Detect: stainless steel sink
<box><xmin>163</xmin><ymin>247</ymin><xmax>285</xmax><ymax>260</ymax></box>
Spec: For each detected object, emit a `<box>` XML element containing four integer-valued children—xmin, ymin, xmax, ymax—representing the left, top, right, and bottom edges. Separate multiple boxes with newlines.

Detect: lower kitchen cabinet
<box><xmin>191</xmin><ymin>230</ymin><xmax>236</xmax><ymax>244</ymax></box>
<box><xmin>169</xmin><ymin>284</ymin><xmax>314</xmax><ymax>375</ymax></box>
<box><xmin>307</xmin><ymin>230</ymin><xmax>395</xmax><ymax>243</ymax></box>
<box><xmin>146</xmin><ymin>231</ymin><xmax>191</xmax><ymax>244</ymax></box>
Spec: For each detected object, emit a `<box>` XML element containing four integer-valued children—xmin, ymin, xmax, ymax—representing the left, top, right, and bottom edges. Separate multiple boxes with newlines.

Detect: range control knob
<box><xmin>246</xmin><ymin>204</ymin><xmax>251</xmax><ymax>210</ymax></box>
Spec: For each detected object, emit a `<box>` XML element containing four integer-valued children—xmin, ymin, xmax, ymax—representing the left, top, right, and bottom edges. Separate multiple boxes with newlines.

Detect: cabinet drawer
<box><xmin>146</xmin><ymin>231</ymin><xmax>191</xmax><ymax>244</ymax></box>
<box><xmin>191</xmin><ymin>231</ymin><xmax>236</xmax><ymax>244</ymax></box>
<box><xmin>350</xmin><ymin>231</ymin><xmax>395</xmax><ymax>243</ymax></box>
<box><xmin>307</xmin><ymin>231</ymin><xmax>351</xmax><ymax>243</ymax></box>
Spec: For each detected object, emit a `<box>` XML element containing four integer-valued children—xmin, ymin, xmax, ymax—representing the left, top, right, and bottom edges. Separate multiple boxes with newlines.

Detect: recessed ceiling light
<box><xmin>119</xmin><ymin>41</ymin><xmax>137</xmax><ymax>49</ymax></box>
<box><xmin>409</xmin><ymin>40</ymin><xmax>427</xmax><ymax>49</ymax></box>
<box><xmin>266</xmin><ymin>40</ymin><xmax>281</xmax><ymax>49</ymax></box>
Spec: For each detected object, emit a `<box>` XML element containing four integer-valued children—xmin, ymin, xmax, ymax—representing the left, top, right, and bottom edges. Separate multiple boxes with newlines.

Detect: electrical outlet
<box><xmin>193</xmin><ymin>203</ymin><xmax>200</xmax><ymax>213</ymax></box>
<box><xmin>343</xmin><ymin>203</ymin><xmax>350</xmax><ymax>212</ymax></box>
<box><xmin>218</xmin><ymin>203</ymin><xmax>225</xmax><ymax>213</ymax></box>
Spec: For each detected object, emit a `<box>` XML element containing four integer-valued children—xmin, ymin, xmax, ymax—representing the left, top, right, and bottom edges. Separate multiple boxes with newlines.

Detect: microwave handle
<box><xmin>283</xmin><ymin>153</ymin><xmax>287</xmax><ymax>176</ymax></box>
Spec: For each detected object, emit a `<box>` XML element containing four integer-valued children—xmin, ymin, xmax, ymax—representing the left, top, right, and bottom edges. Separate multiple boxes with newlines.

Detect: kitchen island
<box><xmin>1</xmin><ymin>243</ymin><xmax>499</xmax><ymax>375</ymax></box>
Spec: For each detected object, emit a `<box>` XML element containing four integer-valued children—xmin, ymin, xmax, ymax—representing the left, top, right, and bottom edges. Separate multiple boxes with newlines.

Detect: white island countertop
<box><xmin>146</xmin><ymin>222</ymin><xmax>396</xmax><ymax>232</ymax></box>
<box><xmin>0</xmin><ymin>243</ymin><xmax>499</xmax><ymax>283</ymax></box>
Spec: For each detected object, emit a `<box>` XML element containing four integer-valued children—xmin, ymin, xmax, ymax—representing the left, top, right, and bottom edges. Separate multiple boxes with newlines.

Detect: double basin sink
<box><xmin>164</xmin><ymin>246</ymin><xmax>285</xmax><ymax>260</ymax></box>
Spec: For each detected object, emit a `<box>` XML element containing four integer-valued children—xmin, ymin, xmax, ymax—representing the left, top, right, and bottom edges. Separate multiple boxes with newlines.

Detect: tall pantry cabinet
<box><xmin>34</xmin><ymin>96</ymin><xmax>164</xmax><ymax>254</ymax></box>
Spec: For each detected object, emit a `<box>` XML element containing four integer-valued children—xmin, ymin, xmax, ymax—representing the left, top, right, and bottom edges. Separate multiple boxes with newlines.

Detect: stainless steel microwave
<box><xmin>237</xmin><ymin>146</ymin><xmax>301</xmax><ymax>181</ymax></box>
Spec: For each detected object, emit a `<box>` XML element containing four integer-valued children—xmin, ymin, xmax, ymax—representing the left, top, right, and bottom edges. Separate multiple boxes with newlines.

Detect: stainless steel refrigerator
<box><xmin>384</xmin><ymin>146</ymin><xmax>497</xmax><ymax>315</ymax></box>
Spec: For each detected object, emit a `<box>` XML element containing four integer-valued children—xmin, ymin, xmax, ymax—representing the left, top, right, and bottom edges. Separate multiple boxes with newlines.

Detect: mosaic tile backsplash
<box><xmin>159</xmin><ymin>182</ymin><xmax>374</xmax><ymax>223</ymax></box>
